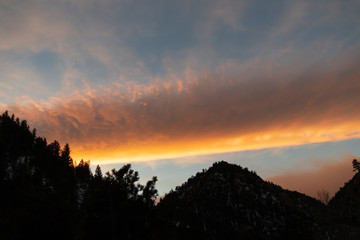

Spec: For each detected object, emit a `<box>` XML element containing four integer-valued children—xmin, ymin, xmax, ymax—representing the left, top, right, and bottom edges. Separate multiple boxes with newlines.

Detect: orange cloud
<box><xmin>7</xmin><ymin>47</ymin><xmax>360</xmax><ymax>164</ymax></box>
<box><xmin>266</xmin><ymin>156</ymin><xmax>355</xmax><ymax>198</ymax></box>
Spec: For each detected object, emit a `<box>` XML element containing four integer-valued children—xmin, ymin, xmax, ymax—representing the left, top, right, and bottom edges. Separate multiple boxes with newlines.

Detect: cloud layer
<box><xmin>7</xmin><ymin>45</ymin><xmax>360</xmax><ymax>164</ymax></box>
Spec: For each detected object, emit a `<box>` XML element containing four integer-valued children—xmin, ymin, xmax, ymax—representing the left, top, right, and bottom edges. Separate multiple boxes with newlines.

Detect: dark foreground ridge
<box><xmin>1</xmin><ymin>111</ymin><xmax>360</xmax><ymax>239</ymax></box>
<box><xmin>155</xmin><ymin>161</ymin><xmax>360</xmax><ymax>239</ymax></box>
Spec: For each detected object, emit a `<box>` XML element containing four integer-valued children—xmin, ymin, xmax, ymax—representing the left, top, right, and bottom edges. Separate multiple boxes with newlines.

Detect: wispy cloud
<box><xmin>195</xmin><ymin>0</ymin><xmax>247</xmax><ymax>41</ymax></box>
<box><xmin>268</xmin><ymin>1</ymin><xmax>309</xmax><ymax>41</ymax></box>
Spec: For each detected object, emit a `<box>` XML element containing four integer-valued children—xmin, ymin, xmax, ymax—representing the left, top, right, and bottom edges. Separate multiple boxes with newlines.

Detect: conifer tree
<box><xmin>353</xmin><ymin>159</ymin><xmax>360</xmax><ymax>172</ymax></box>
<box><xmin>94</xmin><ymin>165</ymin><xmax>103</xmax><ymax>180</ymax></box>
<box><xmin>75</xmin><ymin>159</ymin><xmax>92</xmax><ymax>182</ymax></box>
<box><xmin>48</xmin><ymin>140</ymin><xmax>61</xmax><ymax>157</ymax></box>
<box><xmin>142</xmin><ymin>176</ymin><xmax>158</xmax><ymax>207</ymax></box>
<box><xmin>61</xmin><ymin>143</ymin><xmax>74</xmax><ymax>167</ymax></box>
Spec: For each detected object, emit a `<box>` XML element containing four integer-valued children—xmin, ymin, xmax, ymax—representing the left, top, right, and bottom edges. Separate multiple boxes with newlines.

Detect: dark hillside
<box><xmin>154</xmin><ymin>161</ymin><xmax>328</xmax><ymax>240</ymax></box>
<box><xmin>328</xmin><ymin>170</ymin><xmax>360</xmax><ymax>226</ymax></box>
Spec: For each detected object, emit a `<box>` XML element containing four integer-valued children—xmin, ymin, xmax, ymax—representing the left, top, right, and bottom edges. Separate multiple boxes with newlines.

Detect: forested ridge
<box><xmin>0</xmin><ymin>111</ymin><xmax>158</xmax><ymax>239</ymax></box>
<box><xmin>1</xmin><ymin>111</ymin><xmax>360</xmax><ymax>240</ymax></box>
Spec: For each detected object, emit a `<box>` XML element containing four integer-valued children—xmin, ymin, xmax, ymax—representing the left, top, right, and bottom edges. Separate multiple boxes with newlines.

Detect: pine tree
<box><xmin>61</xmin><ymin>143</ymin><xmax>74</xmax><ymax>167</ymax></box>
<box><xmin>352</xmin><ymin>159</ymin><xmax>360</xmax><ymax>172</ymax></box>
<box><xmin>94</xmin><ymin>165</ymin><xmax>103</xmax><ymax>180</ymax></box>
<box><xmin>75</xmin><ymin>159</ymin><xmax>92</xmax><ymax>182</ymax></box>
<box><xmin>142</xmin><ymin>176</ymin><xmax>158</xmax><ymax>207</ymax></box>
<box><xmin>48</xmin><ymin>140</ymin><xmax>60</xmax><ymax>157</ymax></box>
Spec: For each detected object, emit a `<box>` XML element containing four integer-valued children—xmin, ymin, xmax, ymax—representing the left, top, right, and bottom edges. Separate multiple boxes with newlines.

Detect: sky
<box><xmin>1</xmin><ymin>0</ymin><xmax>360</xmax><ymax>197</ymax></box>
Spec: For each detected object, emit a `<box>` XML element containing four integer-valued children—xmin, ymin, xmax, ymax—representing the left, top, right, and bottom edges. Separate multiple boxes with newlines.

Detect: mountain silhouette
<box><xmin>154</xmin><ymin>161</ymin><xmax>360</xmax><ymax>239</ymax></box>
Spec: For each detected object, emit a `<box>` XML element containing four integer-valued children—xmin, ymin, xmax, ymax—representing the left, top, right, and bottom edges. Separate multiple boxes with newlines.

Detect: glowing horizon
<box><xmin>71</xmin><ymin>122</ymin><xmax>360</xmax><ymax>165</ymax></box>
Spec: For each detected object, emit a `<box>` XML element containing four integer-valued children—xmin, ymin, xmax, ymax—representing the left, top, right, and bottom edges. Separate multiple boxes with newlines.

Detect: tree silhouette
<box><xmin>0</xmin><ymin>112</ymin><xmax>80</xmax><ymax>238</ymax></box>
<box><xmin>352</xmin><ymin>159</ymin><xmax>360</xmax><ymax>172</ymax></box>
<box><xmin>61</xmin><ymin>143</ymin><xmax>74</xmax><ymax>167</ymax></box>
<box><xmin>142</xmin><ymin>176</ymin><xmax>159</xmax><ymax>207</ymax></box>
<box><xmin>94</xmin><ymin>165</ymin><xmax>103</xmax><ymax>179</ymax></box>
<box><xmin>48</xmin><ymin>140</ymin><xmax>61</xmax><ymax>157</ymax></box>
<box><xmin>0</xmin><ymin>111</ymin><xmax>161</xmax><ymax>239</ymax></box>
<box><xmin>75</xmin><ymin>159</ymin><xmax>92</xmax><ymax>181</ymax></box>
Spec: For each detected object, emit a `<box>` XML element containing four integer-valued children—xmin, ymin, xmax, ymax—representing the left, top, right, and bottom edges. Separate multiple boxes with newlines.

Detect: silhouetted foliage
<box><xmin>94</xmin><ymin>164</ymin><xmax>103</xmax><ymax>180</ymax></box>
<box><xmin>61</xmin><ymin>143</ymin><xmax>74</xmax><ymax>167</ymax></box>
<box><xmin>75</xmin><ymin>159</ymin><xmax>92</xmax><ymax>181</ymax></box>
<box><xmin>0</xmin><ymin>111</ymin><xmax>158</xmax><ymax>240</ymax></box>
<box><xmin>142</xmin><ymin>176</ymin><xmax>159</xmax><ymax>207</ymax></box>
<box><xmin>352</xmin><ymin>159</ymin><xmax>360</xmax><ymax>172</ymax></box>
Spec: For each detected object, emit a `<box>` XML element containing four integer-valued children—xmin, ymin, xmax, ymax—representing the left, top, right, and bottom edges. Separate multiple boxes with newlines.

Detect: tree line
<box><xmin>0</xmin><ymin>111</ymin><xmax>158</xmax><ymax>239</ymax></box>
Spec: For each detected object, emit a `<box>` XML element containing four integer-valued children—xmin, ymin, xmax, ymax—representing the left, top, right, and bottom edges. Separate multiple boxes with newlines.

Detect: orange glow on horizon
<box><xmin>71</xmin><ymin>120</ymin><xmax>360</xmax><ymax>165</ymax></box>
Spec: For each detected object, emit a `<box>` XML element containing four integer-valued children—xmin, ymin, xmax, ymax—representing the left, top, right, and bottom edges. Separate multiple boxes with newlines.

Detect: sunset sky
<box><xmin>1</xmin><ymin>0</ymin><xmax>360</xmax><ymax>197</ymax></box>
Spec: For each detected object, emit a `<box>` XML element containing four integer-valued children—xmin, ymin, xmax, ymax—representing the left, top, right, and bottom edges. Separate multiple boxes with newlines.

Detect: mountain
<box><xmin>154</xmin><ymin>161</ymin><xmax>360</xmax><ymax>240</ymax></box>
